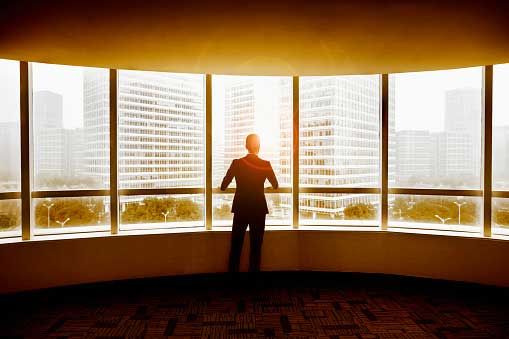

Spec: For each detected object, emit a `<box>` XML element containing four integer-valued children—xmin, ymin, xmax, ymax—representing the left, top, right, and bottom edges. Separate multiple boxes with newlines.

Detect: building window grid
<box><xmin>0</xmin><ymin>62</ymin><xmax>500</xmax><ymax>238</ymax></box>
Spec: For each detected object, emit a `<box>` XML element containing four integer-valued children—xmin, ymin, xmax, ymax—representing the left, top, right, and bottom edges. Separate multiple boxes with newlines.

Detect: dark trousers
<box><xmin>228</xmin><ymin>213</ymin><xmax>266</xmax><ymax>273</ymax></box>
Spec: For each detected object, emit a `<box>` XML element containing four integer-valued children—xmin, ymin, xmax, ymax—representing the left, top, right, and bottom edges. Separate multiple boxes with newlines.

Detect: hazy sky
<box><xmin>212</xmin><ymin>75</ymin><xmax>288</xmax><ymax>153</ymax></box>
<box><xmin>1</xmin><ymin>60</ymin><xmax>509</xmax><ymax>131</ymax></box>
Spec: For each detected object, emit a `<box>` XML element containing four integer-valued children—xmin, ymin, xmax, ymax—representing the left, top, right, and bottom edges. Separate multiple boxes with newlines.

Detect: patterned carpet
<box><xmin>1</xmin><ymin>272</ymin><xmax>508</xmax><ymax>338</ymax></box>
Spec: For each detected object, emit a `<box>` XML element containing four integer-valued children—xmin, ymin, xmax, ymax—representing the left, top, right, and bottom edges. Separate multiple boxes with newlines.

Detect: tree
<box><xmin>34</xmin><ymin>198</ymin><xmax>107</xmax><ymax>227</ymax></box>
<box><xmin>495</xmin><ymin>209</ymin><xmax>509</xmax><ymax>226</ymax></box>
<box><xmin>344</xmin><ymin>203</ymin><xmax>376</xmax><ymax>220</ymax></box>
<box><xmin>213</xmin><ymin>204</ymin><xmax>231</xmax><ymax>220</ymax></box>
<box><xmin>121</xmin><ymin>196</ymin><xmax>202</xmax><ymax>224</ymax></box>
<box><xmin>0</xmin><ymin>200</ymin><xmax>21</xmax><ymax>230</ymax></box>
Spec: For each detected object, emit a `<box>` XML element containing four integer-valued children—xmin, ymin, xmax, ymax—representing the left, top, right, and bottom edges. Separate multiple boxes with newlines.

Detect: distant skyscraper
<box><xmin>444</xmin><ymin>88</ymin><xmax>481</xmax><ymax>178</ymax></box>
<box><xmin>395</xmin><ymin>130</ymin><xmax>432</xmax><ymax>184</ymax></box>
<box><xmin>494</xmin><ymin>126</ymin><xmax>509</xmax><ymax>188</ymax></box>
<box><xmin>33</xmin><ymin>91</ymin><xmax>65</xmax><ymax>181</ymax></box>
<box><xmin>63</xmin><ymin>129</ymin><xmax>84</xmax><ymax>178</ymax></box>
<box><xmin>394</xmin><ymin>88</ymin><xmax>481</xmax><ymax>185</ymax></box>
<box><xmin>0</xmin><ymin>122</ymin><xmax>20</xmax><ymax>189</ymax></box>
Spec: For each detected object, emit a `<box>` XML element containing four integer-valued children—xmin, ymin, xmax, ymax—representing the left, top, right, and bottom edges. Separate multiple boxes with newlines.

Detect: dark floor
<box><xmin>1</xmin><ymin>272</ymin><xmax>509</xmax><ymax>338</ymax></box>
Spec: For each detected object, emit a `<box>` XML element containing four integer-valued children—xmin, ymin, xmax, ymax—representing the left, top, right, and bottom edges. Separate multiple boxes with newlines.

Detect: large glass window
<box><xmin>120</xmin><ymin>194</ymin><xmax>203</xmax><ymax>230</ymax></box>
<box><xmin>118</xmin><ymin>70</ymin><xmax>204</xmax><ymax>189</ymax></box>
<box><xmin>212</xmin><ymin>76</ymin><xmax>292</xmax><ymax>226</ymax></box>
<box><xmin>118</xmin><ymin>70</ymin><xmax>205</xmax><ymax>230</ymax></box>
<box><xmin>389</xmin><ymin>67</ymin><xmax>482</xmax><ymax>233</ymax></box>
<box><xmin>3</xmin><ymin>58</ymin><xmax>507</xmax><ymax>237</ymax></box>
<box><xmin>299</xmin><ymin>75</ymin><xmax>380</xmax><ymax>225</ymax></box>
<box><xmin>0</xmin><ymin>59</ymin><xmax>21</xmax><ymax>236</ymax></box>
<box><xmin>389</xmin><ymin>195</ymin><xmax>481</xmax><ymax>234</ymax></box>
<box><xmin>493</xmin><ymin>63</ymin><xmax>509</xmax><ymax>236</ymax></box>
<box><xmin>33</xmin><ymin>197</ymin><xmax>110</xmax><ymax>234</ymax></box>
<box><xmin>299</xmin><ymin>194</ymin><xmax>379</xmax><ymax>226</ymax></box>
<box><xmin>390</xmin><ymin>67</ymin><xmax>482</xmax><ymax>189</ymax></box>
<box><xmin>32</xmin><ymin>63</ymin><xmax>110</xmax><ymax>190</ymax></box>
<box><xmin>31</xmin><ymin>63</ymin><xmax>109</xmax><ymax>234</ymax></box>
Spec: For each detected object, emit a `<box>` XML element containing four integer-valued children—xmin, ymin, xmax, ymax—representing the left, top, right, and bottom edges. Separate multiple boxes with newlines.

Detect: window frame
<box><xmin>0</xmin><ymin>61</ymin><xmax>498</xmax><ymax>239</ymax></box>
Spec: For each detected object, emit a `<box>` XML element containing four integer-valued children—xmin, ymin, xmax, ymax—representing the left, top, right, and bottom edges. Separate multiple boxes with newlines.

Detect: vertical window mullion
<box><xmin>293</xmin><ymin>76</ymin><xmax>299</xmax><ymax>229</ymax></box>
<box><xmin>380</xmin><ymin>74</ymin><xmax>389</xmax><ymax>230</ymax></box>
<box><xmin>110</xmin><ymin>69</ymin><xmax>119</xmax><ymax>234</ymax></box>
<box><xmin>482</xmin><ymin>65</ymin><xmax>493</xmax><ymax>237</ymax></box>
<box><xmin>205</xmin><ymin>74</ymin><xmax>212</xmax><ymax>230</ymax></box>
<box><xmin>20</xmin><ymin>61</ymin><xmax>32</xmax><ymax>240</ymax></box>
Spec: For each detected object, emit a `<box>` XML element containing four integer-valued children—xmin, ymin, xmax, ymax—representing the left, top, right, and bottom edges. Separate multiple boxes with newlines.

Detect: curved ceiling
<box><xmin>0</xmin><ymin>0</ymin><xmax>508</xmax><ymax>75</ymax></box>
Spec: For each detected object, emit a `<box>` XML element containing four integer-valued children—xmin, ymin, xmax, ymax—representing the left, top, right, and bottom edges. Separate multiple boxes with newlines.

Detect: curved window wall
<box><xmin>0</xmin><ymin>59</ymin><xmax>505</xmax><ymax>240</ymax></box>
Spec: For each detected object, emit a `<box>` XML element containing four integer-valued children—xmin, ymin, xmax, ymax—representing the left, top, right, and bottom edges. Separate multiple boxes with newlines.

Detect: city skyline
<box><xmin>3</xmin><ymin>62</ymin><xmax>509</xmax><ymax>129</ymax></box>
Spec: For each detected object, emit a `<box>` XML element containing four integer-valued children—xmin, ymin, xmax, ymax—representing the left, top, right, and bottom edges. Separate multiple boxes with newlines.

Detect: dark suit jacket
<box><xmin>220</xmin><ymin>154</ymin><xmax>279</xmax><ymax>215</ymax></box>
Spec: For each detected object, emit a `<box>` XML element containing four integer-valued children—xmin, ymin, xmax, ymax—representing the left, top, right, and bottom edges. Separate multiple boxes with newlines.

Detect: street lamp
<box><xmin>162</xmin><ymin>210</ymin><xmax>170</xmax><ymax>224</ymax></box>
<box><xmin>42</xmin><ymin>201</ymin><xmax>54</xmax><ymax>228</ymax></box>
<box><xmin>453</xmin><ymin>201</ymin><xmax>467</xmax><ymax>225</ymax></box>
<box><xmin>56</xmin><ymin>217</ymin><xmax>70</xmax><ymax>228</ymax></box>
<box><xmin>434</xmin><ymin>214</ymin><xmax>452</xmax><ymax>224</ymax></box>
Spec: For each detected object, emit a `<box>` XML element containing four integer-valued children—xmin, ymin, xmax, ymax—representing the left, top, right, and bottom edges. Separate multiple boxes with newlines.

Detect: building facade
<box><xmin>299</xmin><ymin>76</ymin><xmax>393</xmax><ymax>218</ymax></box>
<box><xmin>84</xmin><ymin>70</ymin><xmax>205</xmax><ymax>190</ymax></box>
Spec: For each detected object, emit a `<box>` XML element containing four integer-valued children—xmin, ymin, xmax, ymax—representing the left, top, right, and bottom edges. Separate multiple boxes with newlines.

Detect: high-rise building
<box><xmin>33</xmin><ymin>91</ymin><xmax>65</xmax><ymax>181</ymax></box>
<box><xmin>395</xmin><ymin>130</ymin><xmax>432</xmax><ymax>184</ymax></box>
<box><xmin>299</xmin><ymin>76</ymin><xmax>392</xmax><ymax>217</ymax></box>
<box><xmin>394</xmin><ymin>88</ymin><xmax>481</xmax><ymax>186</ymax></box>
<box><xmin>0</xmin><ymin>122</ymin><xmax>20</xmax><ymax>189</ymax></box>
<box><xmin>83</xmin><ymin>69</ymin><xmax>110</xmax><ymax>187</ymax></box>
<box><xmin>213</xmin><ymin>142</ymin><xmax>225</xmax><ymax>186</ymax></box>
<box><xmin>83</xmin><ymin>70</ymin><xmax>205</xmax><ymax>190</ymax></box>
<box><xmin>443</xmin><ymin>88</ymin><xmax>481</xmax><ymax>179</ymax></box>
<box><xmin>63</xmin><ymin>128</ymin><xmax>84</xmax><ymax>178</ymax></box>
<box><xmin>223</xmin><ymin>78</ymin><xmax>290</xmax><ymax>183</ymax></box>
<box><xmin>494</xmin><ymin>126</ymin><xmax>509</xmax><ymax>188</ymax></box>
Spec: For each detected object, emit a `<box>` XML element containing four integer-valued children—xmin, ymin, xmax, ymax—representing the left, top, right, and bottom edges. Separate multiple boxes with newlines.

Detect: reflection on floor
<box><xmin>1</xmin><ymin>272</ymin><xmax>508</xmax><ymax>338</ymax></box>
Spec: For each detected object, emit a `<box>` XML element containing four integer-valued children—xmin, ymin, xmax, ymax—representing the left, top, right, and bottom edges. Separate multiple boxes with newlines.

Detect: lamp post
<box><xmin>453</xmin><ymin>201</ymin><xmax>467</xmax><ymax>225</ymax></box>
<box><xmin>42</xmin><ymin>201</ymin><xmax>54</xmax><ymax>227</ymax></box>
<box><xmin>434</xmin><ymin>214</ymin><xmax>451</xmax><ymax>224</ymax></box>
<box><xmin>56</xmin><ymin>217</ymin><xmax>70</xmax><ymax>228</ymax></box>
<box><xmin>162</xmin><ymin>211</ymin><xmax>170</xmax><ymax>224</ymax></box>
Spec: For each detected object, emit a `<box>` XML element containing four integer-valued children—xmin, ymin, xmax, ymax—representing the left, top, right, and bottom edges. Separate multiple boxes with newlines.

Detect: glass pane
<box><xmin>299</xmin><ymin>194</ymin><xmax>379</xmax><ymax>226</ymax></box>
<box><xmin>300</xmin><ymin>75</ymin><xmax>380</xmax><ymax>187</ymax></box>
<box><xmin>212</xmin><ymin>75</ymin><xmax>292</xmax><ymax>188</ymax></box>
<box><xmin>388</xmin><ymin>194</ymin><xmax>481</xmax><ymax>233</ymax></box>
<box><xmin>0</xmin><ymin>59</ymin><xmax>20</xmax><ymax>192</ymax></box>
<box><xmin>493</xmin><ymin>64</ymin><xmax>509</xmax><ymax>190</ymax></box>
<box><xmin>32</xmin><ymin>63</ymin><xmax>109</xmax><ymax>190</ymax></box>
<box><xmin>0</xmin><ymin>199</ymin><xmax>21</xmax><ymax>237</ymax></box>
<box><xmin>33</xmin><ymin>197</ymin><xmax>110</xmax><ymax>234</ymax></box>
<box><xmin>492</xmin><ymin>198</ymin><xmax>509</xmax><ymax>236</ymax></box>
<box><xmin>390</xmin><ymin>67</ymin><xmax>482</xmax><ymax>189</ymax></box>
<box><xmin>118</xmin><ymin>71</ymin><xmax>204</xmax><ymax>189</ymax></box>
<box><xmin>213</xmin><ymin>194</ymin><xmax>291</xmax><ymax>227</ymax></box>
<box><xmin>120</xmin><ymin>194</ymin><xmax>203</xmax><ymax>230</ymax></box>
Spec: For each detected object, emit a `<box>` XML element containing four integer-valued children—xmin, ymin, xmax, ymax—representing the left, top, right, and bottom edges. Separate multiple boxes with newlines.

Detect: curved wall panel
<box><xmin>0</xmin><ymin>0</ymin><xmax>508</xmax><ymax>75</ymax></box>
<box><xmin>1</xmin><ymin>230</ymin><xmax>508</xmax><ymax>294</ymax></box>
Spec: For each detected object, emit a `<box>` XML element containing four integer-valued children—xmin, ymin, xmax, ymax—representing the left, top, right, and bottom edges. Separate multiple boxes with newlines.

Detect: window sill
<box><xmin>0</xmin><ymin>223</ymin><xmax>505</xmax><ymax>244</ymax></box>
